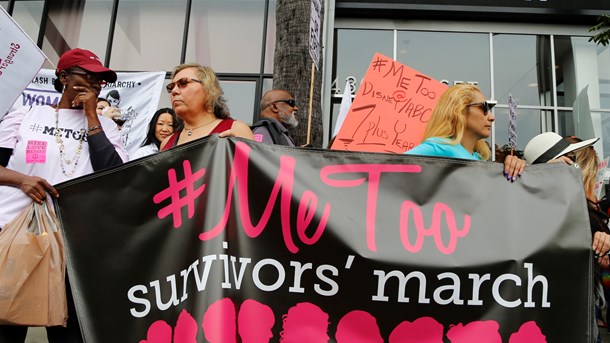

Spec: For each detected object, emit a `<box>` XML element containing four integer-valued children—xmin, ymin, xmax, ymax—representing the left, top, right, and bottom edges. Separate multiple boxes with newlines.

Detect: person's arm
<box><xmin>219</xmin><ymin>120</ymin><xmax>255</xmax><ymax>140</ymax></box>
<box><xmin>72</xmin><ymin>85</ymin><xmax>127</xmax><ymax>170</ymax></box>
<box><xmin>0</xmin><ymin>147</ymin><xmax>11</xmax><ymax>167</ymax></box>
<box><xmin>87</xmin><ymin>132</ymin><xmax>125</xmax><ymax>170</ymax></box>
<box><xmin>0</xmin><ymin>164</ymin><xmax>58</xmax><ymax>204</ymax></box>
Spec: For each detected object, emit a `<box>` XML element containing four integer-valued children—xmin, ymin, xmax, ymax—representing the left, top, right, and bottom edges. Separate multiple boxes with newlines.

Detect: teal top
<box><xmin>404</xmin><ymin>137</ymin><xmax>482</xmax><ymax>161</ymax></box>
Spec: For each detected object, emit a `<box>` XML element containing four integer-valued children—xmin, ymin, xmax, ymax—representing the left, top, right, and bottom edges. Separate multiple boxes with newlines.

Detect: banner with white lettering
<box><xmin>54</xmin><ymin>137</ymin><xmax>593</xmax><ymax>342</ymax></box>
<box><xmin>0</xmin><ymin>6</ymin><xmax>46</xmax><ymax>118</ymax></box>
<box><xmin>9</xmin><ymin>69</ymin><xmax>165</xmax><ymax>158</ymax></box>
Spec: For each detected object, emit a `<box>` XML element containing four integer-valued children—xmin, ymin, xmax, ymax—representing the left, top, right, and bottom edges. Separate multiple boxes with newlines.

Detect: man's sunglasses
<box><xmin>269</xmin><ymin>99</ymin><xmax>297</xmax><ymax>108</ymax></box>
<box><xmin>67</xmin><ymin>69</ymin><xmax>107</xmax><ymax>86</ymax></box>
<box><xmin>166</xmin><ymin>78</ymin><xmax>203</xmax><ymax>93</ymax></box>
<box><xmin>466</xmin><ymin>100</ymin><xmax>497</xmax><ymax>115</ymax></box>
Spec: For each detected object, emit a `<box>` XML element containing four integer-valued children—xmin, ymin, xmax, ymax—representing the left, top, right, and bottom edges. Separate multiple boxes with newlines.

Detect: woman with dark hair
<box><xmin>160</xmin><ymin>63</ymin><xmax>253</xmax><ymax>150</ymax></box>
<box><xmin>0</xmin><ymin>48</ymin><xmax>126</xmax><ymax>342</ymax></box>
<box><xmin>132</xmin><ymin>108</ymin><xmax>182</xmax><ymax>159</ymax></box>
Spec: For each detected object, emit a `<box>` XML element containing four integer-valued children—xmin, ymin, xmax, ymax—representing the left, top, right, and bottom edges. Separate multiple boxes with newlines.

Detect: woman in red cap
<box><xmin>0</xmin><ymin>48</ymin><xmax>127</xmax><ymax>342</ymax></box>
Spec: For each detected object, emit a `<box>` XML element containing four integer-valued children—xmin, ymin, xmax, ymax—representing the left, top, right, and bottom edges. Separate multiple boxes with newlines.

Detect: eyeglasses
<box><xmin>166</xmin><ymin>78</ymin><xmax>203</xmax><ymax>93</ymax></box>
<box><xmin>68</xmin><ymin>69</ymin><xmax>107</xmax><ymax>86</ymax></box>
<box><xmin>466</xmin><ymin>100</ymin><xmax>497</xmax><ymax>115</ymax></box>
<box><xmin>264</xmin><ymin>99</ymin><xmax>297</xmax><ymax>109</ymax></box>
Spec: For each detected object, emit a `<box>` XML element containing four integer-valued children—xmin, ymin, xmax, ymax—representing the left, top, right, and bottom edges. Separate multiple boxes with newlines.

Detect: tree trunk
<box><xmin>274</xmin><ymin>0</ymin><xmax>324</xmax><ymax>148</ymax></box>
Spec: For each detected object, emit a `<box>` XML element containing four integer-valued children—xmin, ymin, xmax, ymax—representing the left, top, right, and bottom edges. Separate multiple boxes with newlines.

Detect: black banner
<box><xmin>55</xmin><ymin>136</ymin><xmax>593</xmax><ymax>342</ymax></box>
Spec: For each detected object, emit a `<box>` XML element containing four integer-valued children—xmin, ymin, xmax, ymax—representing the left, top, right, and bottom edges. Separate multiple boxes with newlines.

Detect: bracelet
<box><xmin>87</xmin><ymin>125</ymin><xmax>102</xmax><ymax>133</ymax></box>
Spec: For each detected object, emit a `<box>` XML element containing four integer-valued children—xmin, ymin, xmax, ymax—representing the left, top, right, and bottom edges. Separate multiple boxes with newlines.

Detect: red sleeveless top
<box><xmin>161</xmin><ymin>118</ymin><xmax>235</xmax><ymax>151</ymax></box>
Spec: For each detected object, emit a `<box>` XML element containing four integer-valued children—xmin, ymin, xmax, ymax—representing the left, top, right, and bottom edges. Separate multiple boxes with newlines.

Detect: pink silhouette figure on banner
<box><xmin>238</xmin><ymin>299</ymin><xmax>275</xmax><ymax>343</ymax></box>
<box><xmin>280</xmin><ymin>302</ymin><xmax>330</xmax><ymax>343</ymax></box>
<box><xmin>335</xmin><ymin>310</ymin><xmax>383</xmax><ymax>343</ymax></box>
<box><xmin>140</xmin><ymin>320</ymin><xmax>172</xmax><ymax>343</ymax></box>
<box><xmin>509</xmin><ymin>321</ymin><xmax>547</xmax><ymax>343</ymax></box>
<box><xmin>202</xmin><ymin>298</ymin><xmax>237</xmax><ymax>343</ymax></box>
<box><xmin>446</xmin><ymin>320</ymin><xmax>501</xmax><ymax>343</ymax></box>
<box><xmin>174</xmin><ymin>309</ymin><xmax>198</xmax><ymax>343</ymax></box>
<box><xmin>389</xmin><ymin>317</ymin><xmax>444</xmax><ymax>343</ymax></box>
<box><xmin>139</xmin><ymin>310</ymin><xmax>197</xmax><ymax>343</ymax></box>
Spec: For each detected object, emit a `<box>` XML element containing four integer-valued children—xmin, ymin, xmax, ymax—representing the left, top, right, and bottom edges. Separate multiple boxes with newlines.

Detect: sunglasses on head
<box><xmin>166</xmin><ymin>78</ymin><xmax>203</xmax><ymax>93</ymax></box>
<box><xmin>466</xmin><ymin>100</ymin><xmax>497</xmax><ymax>115</ymax></box>
<box><xmin>67</xmin><ymin>69</ymin><xmax>107</xmax><ymax>86</ymax></box>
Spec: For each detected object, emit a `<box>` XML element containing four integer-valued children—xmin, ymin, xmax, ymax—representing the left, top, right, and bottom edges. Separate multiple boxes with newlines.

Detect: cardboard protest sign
<box><xmin>55</xmin><ymin>136</ymin><xmax>592</xmax><ymax>342</ymax></box>
<box><xmin>0</xmin><ymin>6</ymin><xmax>46</xmax><ymax>118</ymax></box>
<box><xmin>331</xmin><ymin>52</ymin><xmax>447</xmax><ymax>154</ymax></box>
<box><xmin>10</xmin><ymin>69</ymin><xmax>165</xmax><ymax>158</ymax></box>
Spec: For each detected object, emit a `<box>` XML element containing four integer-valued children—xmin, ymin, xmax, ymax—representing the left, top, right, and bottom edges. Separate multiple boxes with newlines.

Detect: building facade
<box><xmin>3</xmin><ymin>0</ymin><xmax>610</xmax><ymax>162</ymax></box>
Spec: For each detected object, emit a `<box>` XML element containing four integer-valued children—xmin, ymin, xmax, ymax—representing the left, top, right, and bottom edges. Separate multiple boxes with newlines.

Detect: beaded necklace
<box><xmin>54</xmin><ymin>109</ymin><xmax>86</xmax><ymax>177</ymax></box>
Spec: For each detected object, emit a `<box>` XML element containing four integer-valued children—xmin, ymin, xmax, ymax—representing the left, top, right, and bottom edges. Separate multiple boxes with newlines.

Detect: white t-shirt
<box><xmin>0</xmin><ymin>105</ymin><xmax>128</xmax><ymax>227</ymax></box>
<box><xmin>131</xmin><ymin>143</ymin><xmax>159</xmax><ymax>160</ymax></box>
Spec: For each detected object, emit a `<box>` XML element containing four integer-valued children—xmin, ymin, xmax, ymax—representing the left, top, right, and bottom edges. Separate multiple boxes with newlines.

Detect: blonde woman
<box><xmin>405</xmin><ymin>84</ymin><xmax>525</xmax><ymax>181</ymax></box>
<box><xmin>160</xmin><ymin>63</ymin><xmax>253</xmax><ymax>150</ymax></box>
<box><xmin>525</xmin><ymin>133</ymin><xmax>610</xmax><ymax>343</ymax></box>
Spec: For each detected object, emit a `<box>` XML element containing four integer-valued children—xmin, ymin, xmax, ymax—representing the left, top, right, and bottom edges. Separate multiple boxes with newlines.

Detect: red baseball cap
<box><xmin>55</xmin><ymin>48</ymin><xmax>117</xmax><ymax>83</ymax></box>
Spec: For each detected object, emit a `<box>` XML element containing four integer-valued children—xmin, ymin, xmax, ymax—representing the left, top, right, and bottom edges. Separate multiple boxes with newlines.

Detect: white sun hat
<box><xmin>524</xmin><ymin>132</ymin><xmax>599</xmax><ymax>164</ymax></box>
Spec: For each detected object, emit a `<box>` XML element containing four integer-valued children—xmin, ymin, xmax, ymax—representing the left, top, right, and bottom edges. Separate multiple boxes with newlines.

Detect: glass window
<box><xmin>41</xmin><ymin>1</ymin><xmax>114</xmax><ymax>66</ymax></box>
<box><xmin>554</xmin><ymin>36</ymin><xmax>602</xmax><ymax>109</ymax></box>
<box><xmin>9</xmin><ymin>1</ymin><xmax>44</xmax><ymax>60</ymax></box>
<box><xmin>157</xmin><ymin>78</ymin><xmax>172</xmax><ymax>110</ymax></box>
<box><xmin>493</xmin><ymin>107</ymin><xmax>545</xmax><ymax>153</ymax></box>
<box><xmin>554</xmin><ymin>36</ymin><xmax>606</xmax><ymax>158</ymax></box>
<box><xmin>185</xmin><ymin>0</ymin><xmax>266</xmax><ymax>73</ymax></box>
<box><xmin>602</xmin><ymin>112</ymin><xmax>610</xmax><ymax>160</ymax></box>
<box><xmin>157</xmin><ymin>78</ymin><xmax>261</xmax><ymax>125</ymax></box>
<box><xmin>220</xmin><ymin>80</ymin><xmax>257</xmax><ymax>124</ymax></box>
<box><xmin>110</xmin><ymin>0</ymin><xmax>187</xmax><ymax>71</ymax></box>
<box><xmin>598</xmin><ymin>45</ymin><xmax>610</xmax><ymax>109</ymax></box>
<box><xmin>0</xmin><ymin>2</ymin><xmax>7</xmax><ymax>11</ymax></box>
<box><xmin>264</xmin><ymin>0</ymin><xmax>276</xmax><ymax>74</ymax></box>
<box><xmin>557</xmin><ymin>109</ymin><xmax>575</xmax><ymax>136</ymax></box>
<box><xmin>331</xmin><ymin>27</ymin><xmax>374</xmax><ymax>141</ymax></box>
<box><xmin>262</xmin><ymin>78</ymin><xmax>273</xmax><ymax>95</ymax></box>
<box><xmin>334</xmin><ymin>29</ymin><xmax>393</xmax><ymax>95</ymax></box>
<box><xmin>493</xmin><ymin>34</ymin><xmax>552</xmax><ymax>107</ymax></box>
<box><xmin>396</xmin><ymin>31</ymin><xmax>491</xmax><ymax>96</ymax></box>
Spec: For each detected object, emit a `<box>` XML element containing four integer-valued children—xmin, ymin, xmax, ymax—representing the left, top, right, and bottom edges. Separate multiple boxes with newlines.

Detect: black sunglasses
<box><xmin>466</xmin><ymin>100</ymin><xmax>497</xmax><ymax>115</ymax></box>
<box><xmin>271</xmin><ymin>99</ymin><xmax>297</xmax><ymax>107</ymax></box>
<box><xmin>166</xmin><ymin>78</ymin><xmax>203</xmax><ymax>93</ymax></box>
<box><xmin>67</xmin><ymin>69</ymin><xmax>107</xmax><ymax>86</ymax></box>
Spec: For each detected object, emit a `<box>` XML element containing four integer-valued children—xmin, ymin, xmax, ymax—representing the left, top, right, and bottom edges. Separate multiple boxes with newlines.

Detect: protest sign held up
<box><xmin>11</xmin><ymin>69</ymin><xmax>165</xmax><ymax>157</ymax></box>
<box><xmin>0</xmin><ymin>6</ymin><xmax>46</xmax><ymax>119</ymax></box>
<box><xmin>331</xmin><ymin>52</ymin><xmax>447</xmax><ymax>154</ymax></box>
